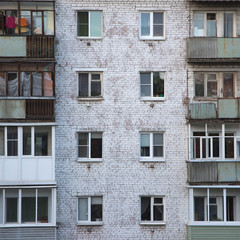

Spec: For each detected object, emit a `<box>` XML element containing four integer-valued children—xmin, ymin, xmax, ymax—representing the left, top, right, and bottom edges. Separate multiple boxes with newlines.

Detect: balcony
<box><xmin>0</xmin><ymin>36</ymin><xmax>54</xmax><ymax>60</ymax></box>
<box><xmin>187</xmin><ymin>38</ymin><xmax>240</xmax><ymax>63</ymax></box>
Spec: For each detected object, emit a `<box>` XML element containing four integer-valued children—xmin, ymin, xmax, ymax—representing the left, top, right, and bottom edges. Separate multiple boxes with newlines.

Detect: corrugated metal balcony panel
<box><xmin>218</xmin><ymin>99</ymin><xmax>240</xmax><ymax>118</ymax></box>
<box><xmin>189</xmin><ymin>103</ymin><xmax>217</xmax><ymax>119</ymax></box>
<box><xmin>189</xmin><ymin>226</ymin><xmax>240</xmax><ymax>240</ymax></box>
<box><xmin>218</xmin><ymin>38</ymin><xmax>240</xmax><ymax>58</ymax></box>
<box><xmin>0</xmin><ymin>227</ymin><xmax>56</xmax><ymax>240</ymax></box>
<box><xmin>188</xmin><ymin>38</ymin><xmax>217</xmax><ymax>59</ymax></box>
<box><xmin>188</xmin><ymin>162</ymin><xmax>218</xmax><ymax>183</ymax></box>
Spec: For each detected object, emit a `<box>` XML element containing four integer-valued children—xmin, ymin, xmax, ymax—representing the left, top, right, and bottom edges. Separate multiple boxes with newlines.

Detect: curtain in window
<box><xmin>224</xmin><ymin>13</ymin><xmax>233</xmax><ymax>38</ymax></box>
<box><xmin>20</xmin><ymin>72</ymin><xmax>30</xmax><ymax>96</ymax></box>
<box><xmin>22</xmin><ymin>197</ymin><xmax>35</xmax><ymax>222</ymax></box>
<box><xmin>32</xmin><ymin>72</ymin><xmax>42</xmax><ymax>96</ymax></box>
<box><xmin>8</xmin><ymin>74</ymin><xmax>18</xmax><ymax>96</ymax></box>
<box><xmin>193</xmin><ymin>13</ymin><xmax>204</xmax><ymax>36</ymax></box>
<box><xmin>0</xmin><ymin>74</ymin><xmax>6</xmax><ymax>96</ymax></box>
<box><xmin>141</xmin><ymin>197</ymin><xmax>151</xmax><ymax>220</ymax></box>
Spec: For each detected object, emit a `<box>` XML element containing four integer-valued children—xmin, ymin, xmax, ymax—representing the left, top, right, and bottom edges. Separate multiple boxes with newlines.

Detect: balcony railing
<box><xmin>187</xmin><ymin>37</ymin><xmax>240</xmax><ymax>62</ymax></box>
<box><xmin>0</xmin><ymin>36</ymin><xmax>54</xmax><ymax>59</ymax></box>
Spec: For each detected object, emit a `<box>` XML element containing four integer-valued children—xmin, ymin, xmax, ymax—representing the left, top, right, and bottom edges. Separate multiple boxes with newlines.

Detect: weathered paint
<box><xmin>218</xmin><ymin>162</ymin><xmax>236</xmax><ymax>182</ymax></box>
<box><xmin>0</xmin><ymin>100</ymin><xmax>25</xmax><ymax>119</ymax></box>
<box><xmin>188</xmin><ymin>226</ymin><xmax>240</xmax><ymax>240</ymax></box>
<box><xmin>189</xmin><ymin>103</ymin><xmax>217</xmax><ymax>119</ymax></box>
<box><xmin>218</xmin><ymin>38</ymin><xmax>240</xmax><ymax>58</ymax></box>
<box><xmin>0</xmin><ymin>36</ymin><xmax>26</xmax><ymax>57</ymax></box>
<box><xmin>218</xmin><ymin>99</ymin><xmax>239</xmax><ymax>118</ymax></box>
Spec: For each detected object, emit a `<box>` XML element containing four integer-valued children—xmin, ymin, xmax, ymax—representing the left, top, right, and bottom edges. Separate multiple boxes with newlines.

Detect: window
<box><xmin>0</xmin><ymin>188</ymin><xmax>53</xmax><ymax>225</ymax></box>
<box><xmin>0</xmin><ymin>63</ymin><xmax>54</xmax><ymax>97</ymax></box>
<box><xmin>0</xmin><ymin>2</ymin><xmax>54</xmax><ymax>36</ymax></box>
<box><xmin>77</xmin><ymin>196</ymin><xmax>102</xmax><ymax>224</ymax></box>
<box><xmin>191</xmin><ymin>188</ymin><xmax>240</xmax><ymax>223</ymax></box>
<box><xmin>141</xmin><ymin>196</ymin><xmax>165</xmax><ymax>224</ymax></box>
<box><xmin>140</xmin><ymin>12</ymin><xmax>164</xmax><ymax>39</ymax></box>
<box><xmin>77</xmin><ymin>11</ymin><xmax>102</xmax><ymax>38</ymax></box>
<box><xmin>78</xmin><ymin>72</ymin><xmax>102</xmax><ymax>98</ymax></box>
<box><xmin>140</xmin><ymin>72</ymin><xmax>164</xmax><ymax>99</ymax></box>
<box><xmin>140</xmin><ymin>133</ymin><xmax>164</xmax><ymax>161</ymax></box>
<box><xmin>78</xmin><ymin>132</ymin><xmax>102</xmax><ymax>160</ymax></box>
<box><xmin>194</xmin><ymin>72</ymin><xmax>236</xmax><ymax>98</ymax></box>
<box><xmin>0</xmin><ymin>126</ymin><xmax>52</xmax><ymax>157</ymax></box>
<box><xmin>193</xmin><ymin>12</ymin><xmax>235</xmax><ymax>37</ymax></box>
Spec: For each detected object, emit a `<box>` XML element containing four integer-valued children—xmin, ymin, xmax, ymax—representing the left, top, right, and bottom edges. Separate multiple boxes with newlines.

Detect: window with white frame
<box><xmin>77</xmin><ymin>196</ymin><xmax>102</xmax><ymax>224</ymax></box>
<box><xmin>0</xmin><ymin>126</ymin><xmax>52</xmax><ymax>157</ymax></box>
<box><xmin>0</xmin><ymin>188</ymin><xmax>54</xmax><ymax>225</ymax></box>
<box><xmin>190</xmin><ymin>188</ymin><xmax>240</xmax><ymax>223</ymax></box>
<box><xmin>78</xmin><ymin>72</ymin><xmax>102</xmax><ymax>97</ymax></box>
<box><xmin>140</xmin><ymin>133</ymin><xmax>164</xmax><ymax>160</ymax></box>
<box><xmin>140</xmin><ymin>12</ymin><xmax>164</xmax><ymax>39</ymax></box>
<box><xmin>78</xmin><ymin>132</ymin><xmax>102</xmax><ymax>159</ymax></box>
<box><xmin>141</xmin><ymin>196</ymin><xmax>165</xmax><ymax>223</ymax></box>
<box><xmin>140</xmin><ymin>72</ymin><xmax>164</xmax><ymax>99</ymax></box>
<box><xmin>77</xmin><ymin>11</ymin><xmax>102</xmax><ymax>38</ymax></box>
<box><xmin>194</xmin><ymin>72</ymin><xmax>236</xmax><ymax>98</ymax></box>
<box><xmin>193</xmin><ymin>12</ymin><xmax>235</xmax><ymax>37</ymax></box>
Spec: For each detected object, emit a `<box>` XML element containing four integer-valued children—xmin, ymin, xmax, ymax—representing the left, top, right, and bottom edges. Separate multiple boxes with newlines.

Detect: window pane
<box><xmin>38</xmin><ymin>189</ymin><xmax>51</xmax><ymax>223</ymax></box>
<box><xmin>0</xmin><ymin>72</ymin><xmax>6</xmax><ymax>96</ymax></box>
<box><xmin>44</xmin><ymin>11</ymin><xmax>54</xmax><ymax>35</ymax></box>
<box><xmin>154</xmin><ymin>205</ymin><xmax>163</xmax><ymax>221</ymax></box>
<box><xmin>0</xmin><ymin>127</ymin><xmax>4</xmax><ymax>155</ymax></box>
<box><xmin>78</xmin><ymin>133</ymin><xmax>89</xmax><ymax>158</ymax></box>
<box><xmin>141</xmin><ymin>197</ymin><xmax>150</xmax><ymax>221</ymax></box>
<box><xmin>153</xmin><ymin>25</ymin><xmax>163</xmax><ymax>37</ymax></box>
<box><xmin>20</xmin><ymin>11</ymin><xmax>31</xmax><ymax>35</ymax></box>
<box><xmin>91</xmin><ymin>133</ymin><xmax>102</xmax><ymax>158</ymax></box>
<box><xmin>79</xmin><ymin>73</ymin><xmax>88</xmax><ymax>97</ymax></box>
<box><xmin>78</xmin><ymin>198</ymin><xmax>88</xmax><ymax>221</ymax></box>
<box><xmin>91</xmin><ymin>81</ymin><xmax>101</xmax><ymax>96</ymax></box>
<box><xmin>5</xmin><ymin>10</ymin><xmax>18</xmax><ymax>35</ymax></box>
<box><xmin>20</xmin><ymin>72</ymin><xmax>31</xmax><ymax>96</ymax></box>
<box><xmin>207</xmin><ymin>13</ymin><xmax>216</xmax><ymax>37</ymax></box>
<box><xmin>140</xmin><ymin>73</ymin><xmax>151</xmax><ymax>97</ymax></box>
<box><xmin>91</xmin><ymin>197</ymin><xmax>102</xmax><ymax>221</ymax></box>
<box><xmin>140</xmin><ymin>73</ymin><xmax>151</xmax><ymax>84</ymax></box>
<box><xmin>6</xmin><ymin>189</ymin><xmax>18</xmax><ymax>223</ymax></box>
<box><xmin>153</xmin><ymin>133</ymin><xmax>163</xmax><ymax>145</ymax></box>
<box><xmin>207</xmin><ymin>74</ymin><xmax>217</xmax><ymax>97</ymax></box>
<box><xmin>7</xmin><ymin>127</ymin><xmax>18</xmax><ymax>156</ymax></box>
<box><xmin>44</xmin><ymin>72</ymin><xmax>53</xmax><ymax>96</ymax></box>
<box><xmin>8</xmin><ymin>72</ymin><xmax>18</xmax><ymax>96</ymax></box>
<box><xmin>141</xmin><ymin>13</ymin><xmax>150</xmax><ymax>36</ymax></box>
<box><xmin>23</xmin><ymin>127</ymin><xmax>31</xmax><ymax>155</ymax></box>
<box><xmin>153</xmin><ymin>72</ymin><xmax>164</xmax><ymax>97</ymax></box>
<box><xmin>153</xmin><ymin>13</ymin><xmax>163</xmax><ymax>36</ymax></box>
<box><xmin>22</xmin><ymin>189</ymin><xmax>35</xmax><ymax>223</ymax></box>
<box><xmin>154</xmin><ymin>198</ymin><xmax>163</xmax><ymax>204</ymax></box>
<box><xmin>195</xmin><ymin>73</ymin><xmax>204</xmax><ymax>97</ymax></box>
<box><xmin>90</xmin><ymin>11</ymin><xmax>101</xmax><ymax>37</ymax></box>
<box><xmin>141</xmin><ymin>134</ymin><xmax>150</xmax><ymax>157</ymax></box>
<box><xmin>32</xmin><ymin>72</ymin><xmax>42</xmax><ymax>96</ymax></box>
<box><xmin>225</xmin><ymin>133</ymin><xmax>234</xmax><ymax>158</ymax></box>
<box><xmin>78</xmin><ymin>133</ymin><xmax>88</xmax><ymax>145</ymax></box>
<box><xmin>0</xmin><ymin>190</ymin><xmax>3</xmax><ymax>224</ymax></box>
<box><xmin>194</xmin><ymin>13</ymin><xmax>204</xmax><ymax>36</ymax></box>
<box><xmin>209</xmin><ymin>189</ymin><xmax>223</xmax><ymax>221</ymax></box>
<box><xmin>223</xmin><ymin>73</ymin><xmax>234</xmax><ymax>98</ymax></box>
<box><xmin>224</xmin><ymin>13</ymin><xmax>233</xmax><ymax>38</ymax></box>
<box><xmin>194</xmin><ymin>197</ymin><xmax>205</xmax><ymax>221</ymax></box>
<box><xmin>35</xmin><ymin>126</ymin><xmax>52</xmax><ymax>156</ymax></box>
<box><xmin>77</xmin><ymin>12</ymin><xmax>88</xmax><ymax>37</ymax></box>
<box><xmin>33</xmin><ymin>12</ymin><xmax>42</xmax><ymax>35</ymax></box>
<box><xmin>91</xmin><ymin>74</ymin><xmax>100</xmax><ymax>80</ymax></box>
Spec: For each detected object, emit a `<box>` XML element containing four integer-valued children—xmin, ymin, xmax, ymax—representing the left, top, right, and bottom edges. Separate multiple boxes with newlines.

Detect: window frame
<box><xmin>139</xmin><ymin>11</ymin><xmax>165</xmax><ymax>40</ymax></box>
<box><xmin>139</xmin><ymin>132</ymin><xmax>165</xmax><ymax>162</ymax></box>
<box><xmin>140</xmin><ymin>72</ymin><xmax>165</xmax><ymax>101</ymax></box>
<box><xmin>77</xmin><ymin>196</ymin><xmax>103</xmax><ymax>225</ymax></box>
<box><xmin>76</xmin><ymin>10</ymin><xmax>102</xmax><ymax>39</ymax></box>
<box><xmin>77</xmin><ymin>132</ymin><xmax>103</xmax><ymax>162</ymax></box>
<box><xmin>77</xmin><ymin>72</ymin><xmax>103</xmax><ymax>99</ymax></box>
<box><xmin>140</xmin><ymin>196</ymin><xmax>166</xmax><ymax>225</ymax></box>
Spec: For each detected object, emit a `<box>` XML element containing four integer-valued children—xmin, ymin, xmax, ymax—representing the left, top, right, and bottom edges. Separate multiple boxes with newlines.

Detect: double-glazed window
<box><xmin>193</xmin><ymin>12</ymin><xmax>235</xmax><ymax>37</ymax></box>
<box><xmin>77</xmin><ymin>196</ymin><xmax>102</xmax><ymax>224</ymax></box>
<box><xmin>194</xmin><ymin>72</ymin><xmax>236</xmax><ymax>98</ymax></box>
<box><xmin>78</xmin><ymin>133</ymin><xmax>102</xmax><ymax>159</ymax></box>
<box><xmin>0</xmin><ymin>188</ymin><xmax>53</xmax><ymax>225</ymax></box>
<box><xmin>0</xmin><ymin>64</ymin><xmax>54</xmax><ymax>97</ymax></box>
<box><xmin>140</xmin><ymin>12</ymin><xmax>164</xmax><ymax>39</ymax></box>
<box><xmin>140</xmin><ymin>133</ymin><xmax>164</xmax><ymax>160</ymax></box>
<box><xmin>191</xmin><ymin>188</ymin><xmax>240</xmax><ymax>223</ymax></box>
<box><xmin>141</xmin><ymin>196</ymin><xmax>165</xmax><ymax>223</ymax></box>
<box><xmin>140</xmin><ymin>72</ymin><xmax>164</xmax><ymax>99</ymax></box>
<box><xmin>77</xmin><ymin>11</ymin><xmax>102</xmax><ymax>38</ymax></box>
<box><xmin>0</xmin><ymin>126</ymin><xmax>52</xmax><ymax>157</ymax></box>
<box><xmin>78</xmin><ymin>73</ymin><xmax>102</xmax><ymax>98</ymax></box>
<box><xmin>0</xmin><ymin>2</ymin><xmax>54</xmax><ymax>36</ymax></box>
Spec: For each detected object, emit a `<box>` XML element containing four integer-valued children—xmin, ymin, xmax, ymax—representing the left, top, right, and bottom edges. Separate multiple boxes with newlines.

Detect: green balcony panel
<box><xmin>218</xmin><ymin>38</ymin><xmax>240</xmax><ymax>58</ymax></box>
<box><xmin>218</xmin><ymin>163</ymin><xmax>236</xmax><ymax>182</ymax></box>
<box><xmin>0</xmin><ymin>100</ymin><xmax>26</xmax><ymax>119</ymax></box>
<box><xmin>218</xmin><ymin>99</ymin><xmax>240</xmax><ymax>118</ymax></box>
<box><xmin>189</xmin><ymin>103</ymin><xmax>217</xmax><ymax>119</ymax></box>
<box><xmin>0</xmin><ymin>37</ymin><xmax>26</xmax><ymax>57</ymax></box>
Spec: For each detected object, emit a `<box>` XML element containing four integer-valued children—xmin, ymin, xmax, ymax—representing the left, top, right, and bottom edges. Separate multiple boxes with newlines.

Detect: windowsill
<box><xmin>188</xmin><ymin>222</ymin><xmax>240</xmax><ymax>226</ymax></box>
<box><xmin>77</xmin><ymin>158</ymin><xmax>103</xmax><ymax>163</ymax></box>
<box><xmin>0</xmin><ymin>97</ymin><xmax>55</xmax><ymax>100</ymax></box>
<box><xmin>77</xmin><ymin>221</ymin><xmax>103</xmax><ymax>226</ymax></box>
<box><xmin>140</xmin><ymin>221</ymin><xmax>166</xmax><ymax>226</ymax></box>
<box><xmin>140</xmin><ymin>97</ymin><xmax>165</xmax><ymax>102</ymax></box>
<box><xmin>140</xmin><ymin>37</ymin><xmax>166</xmax><ymax>41</ymax></box>
<box><xmin>188</xmin><ymin>159</ymin><xmax>240</xmax><ymax>163</ymax></box>
<box><xmin>140</xmin><ymin>158</ymin><xmax>165</xmax><ymax>162</ymax></box>
<box><xmin>0</xmin><ymin>223</ymin><xmax>55</xmax><ymax>228</ymax></box>
<box><xmin>77</xmin><ymin>97</ymin><xmax>103</xmax><ymax>101</ymax></box>
<box><xmin>76</xmin><ymin>37</ymin><xmax>102</xmax><ymax>40</ymax></box>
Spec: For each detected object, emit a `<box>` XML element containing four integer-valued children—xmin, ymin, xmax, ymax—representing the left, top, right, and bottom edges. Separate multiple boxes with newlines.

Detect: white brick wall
<box><xmin>55</xmin><ymin>0</ymin><xmax>189</xmax><ymax>239</ymax></box>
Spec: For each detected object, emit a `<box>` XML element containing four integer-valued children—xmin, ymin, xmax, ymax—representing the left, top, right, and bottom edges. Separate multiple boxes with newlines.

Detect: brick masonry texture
<box><xmin>55</xmin><ymin>0</ymin><xmax>189</xmax><ymax>239</ymax></box>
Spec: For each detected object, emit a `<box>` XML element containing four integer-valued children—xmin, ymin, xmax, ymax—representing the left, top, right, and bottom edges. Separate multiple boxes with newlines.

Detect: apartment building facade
<box><xmin>0</xmin><ymin>0</ymin><xmax>57</xmax><ymax>239</ymax></box>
